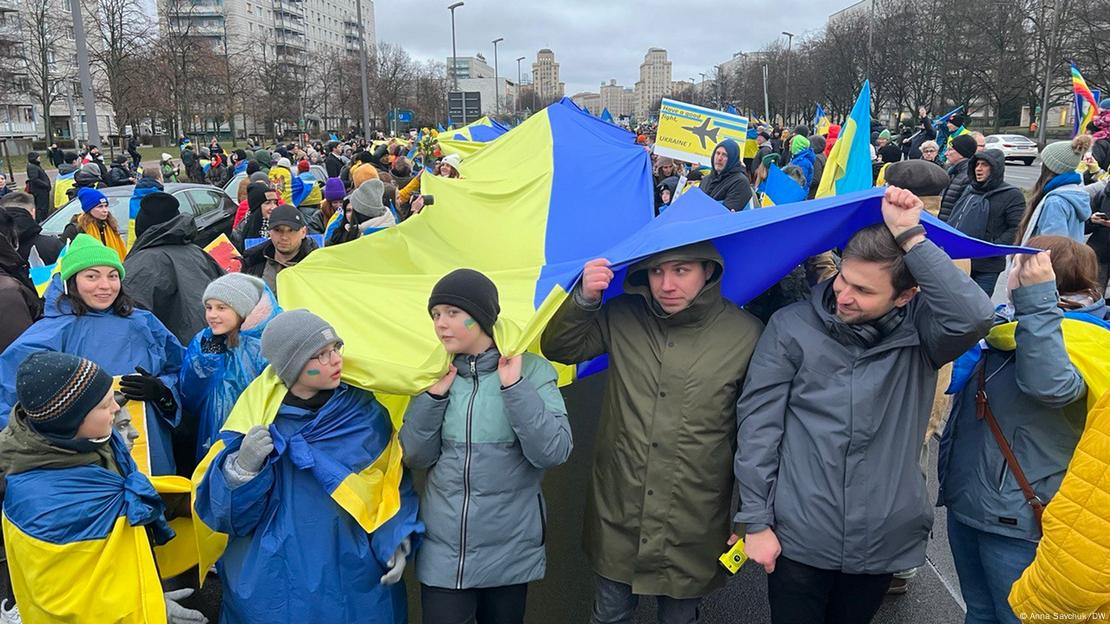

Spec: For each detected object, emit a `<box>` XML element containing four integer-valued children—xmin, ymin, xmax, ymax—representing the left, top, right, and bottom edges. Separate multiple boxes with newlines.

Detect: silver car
<box><xmin>984</xmin><ymin>134</ymin><xmax>1039</xmax><ymax>166</ymax></box>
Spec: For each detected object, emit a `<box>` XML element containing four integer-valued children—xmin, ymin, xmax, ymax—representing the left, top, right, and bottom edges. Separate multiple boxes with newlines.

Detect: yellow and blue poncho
<box><xmin>3</xmin><ymin>431</ymin><xmax>174</xmax><ymax>624</ymax></box>
<box><xmin>193</xmin><ymin>376</ymin><xmax>421</xmax><ymax>624</ymax></box>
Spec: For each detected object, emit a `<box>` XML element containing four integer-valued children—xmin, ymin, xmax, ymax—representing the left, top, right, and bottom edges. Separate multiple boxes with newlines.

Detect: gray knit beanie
<box><xmin>203</xmin><ymin>273</ymin><xmax>266</xmax><ymax>320</ymax></box>
<box><xmin>261</xmin><ymin>309</ymin><xmax>341</xmax><ymax>387</ymax></box>
<box><xmin>1040</xmin><ymin>135</ymin><xmax>1092</xmax><ymax>175</ymax></box>
<box><xmin>349</xmin><ymin>179</ymin><xmax>386</xmax><ymax>217</ymax></box>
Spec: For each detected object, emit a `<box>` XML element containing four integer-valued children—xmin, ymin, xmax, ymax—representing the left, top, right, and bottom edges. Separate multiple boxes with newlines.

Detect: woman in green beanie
<box><xmin>0</xmin><ymin>233</ymin><xmax>186</xmax><ymax>476</ymax></box>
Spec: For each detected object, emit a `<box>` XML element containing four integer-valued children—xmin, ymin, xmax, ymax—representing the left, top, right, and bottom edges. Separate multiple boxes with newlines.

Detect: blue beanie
<box><xmin>78</xmin><ymin>187</ymin><xmax>107</xmax><ymax>213</ymax></box>
<box><xmin>1101</xmin><ymin>98</ymin><xmax>1110</xmax><ymax>111</ymax></box>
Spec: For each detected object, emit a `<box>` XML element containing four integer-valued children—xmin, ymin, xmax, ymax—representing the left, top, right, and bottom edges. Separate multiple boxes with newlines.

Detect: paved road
<box><xmin>1003</xmin><ymin>157</ymin><xmax>1042</xmax><ymax>191</ymax></box>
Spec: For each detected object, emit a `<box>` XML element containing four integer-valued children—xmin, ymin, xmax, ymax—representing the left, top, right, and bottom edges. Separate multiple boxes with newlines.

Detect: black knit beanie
<box><xmin>951</xmin><ymin>134</ymin><xmax>978</xmax><ymax>159</ymax></box>
<box><xmin>428</xmin><ymin>269</ymin><xmax>500</xmax><ymax>338</ymax></box>
<box><xmin>135</xmin><ymin>191</ymin><xmax>180</xmax><ymax>240</ymax></box>
<box><xmin>16</xmin><ymin>352</ymin><xmax>113</xmax><ymax>440</ymax></box>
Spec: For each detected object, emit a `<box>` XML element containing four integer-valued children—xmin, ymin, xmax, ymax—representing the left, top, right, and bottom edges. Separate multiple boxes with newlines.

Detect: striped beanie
<box><xmin>16</xmin><ymin>352</ymin><xmax>112</xmax><ymax>439</ymax></box>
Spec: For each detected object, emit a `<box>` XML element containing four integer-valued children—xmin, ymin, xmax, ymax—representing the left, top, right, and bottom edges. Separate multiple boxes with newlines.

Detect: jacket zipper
<box><xmin>456</xmin><ymin>356</ymin><xmax>478</xmax><ymax>589</ymax></box>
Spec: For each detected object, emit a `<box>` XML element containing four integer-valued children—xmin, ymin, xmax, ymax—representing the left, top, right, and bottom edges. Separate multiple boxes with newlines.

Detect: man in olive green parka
<box><xmin>541</xmin><ymin>241</ymin><xmax>763</xmax><ymax>623</ymax></box>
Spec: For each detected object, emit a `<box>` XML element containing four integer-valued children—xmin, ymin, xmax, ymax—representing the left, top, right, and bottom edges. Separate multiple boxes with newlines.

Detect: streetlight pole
<box><xmin>762</xmin><ymin>63</ymin><xmax>770</xmax><ymax>121</ymax></box>
<box><xmin>492</xmin><ymin>37</ymin><xmax>503</xmax><ymax>117</ymax></box>
<box><xmin>782</xmin><ymin>31</ymin><xmax>794</xmax><ymax>125</ymax></box>
<box><xmin>516</xmin><ymin>56</ymin><xmax>525</xmax><ymax>118</ymax></box>
<box><xmin>714</xmin><ymin>64</ymin><xmax>722</xmax><ymax>109</ymax></box>
<box><xmin>355</xmin><ymin>0</ymin><xmax>371</xmax><ymax>139</ymax></box>
<box><xmin>448</xmin><ymin>2</ymin><xmax>464</xmax><ymax>92</ymax></box>
<box><xmin>70</xmin><ymin>0</ymin><xmax>99</xmax><ymax>146</ymax></box>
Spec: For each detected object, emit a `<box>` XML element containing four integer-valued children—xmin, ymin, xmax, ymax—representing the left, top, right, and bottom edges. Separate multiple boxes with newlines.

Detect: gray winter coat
<box><xmin>734</xmin><ymin>239</ymin><xmax>993</xmax><ymax>574</ymax></box>
<box><xmin>938</xmin><ymin>283</ymin><xmax>1105</xmax><ymax>542</ymax></box>
<box><xmin>400</xmin><ymin>349</ymin><xmax>572</xmax><ymax>589</ymax></box>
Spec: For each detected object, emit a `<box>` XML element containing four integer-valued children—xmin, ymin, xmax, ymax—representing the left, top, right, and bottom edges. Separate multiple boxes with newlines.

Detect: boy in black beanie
<box><xmin>400</xmin><ymin>268</ymin><xmax>573</xmax><ymax>624</ymax></box>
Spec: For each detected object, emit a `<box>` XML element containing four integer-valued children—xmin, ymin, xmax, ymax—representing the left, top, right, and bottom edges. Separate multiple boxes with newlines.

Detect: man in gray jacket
<box><xmin>734</xmin><ymin>186</ymin><xmax>994</xmax><ymax>623</ymax></box>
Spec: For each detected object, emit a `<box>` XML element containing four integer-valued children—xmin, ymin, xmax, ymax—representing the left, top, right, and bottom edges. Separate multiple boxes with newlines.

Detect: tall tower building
<box><xmin>634</xmin><ymin>47</ymin><xmax>672</xmax><ymax>120</ymax></box>
<box><xmin>531</xmin><ymin>49</ymin><xmax>565</xmax><ymax>103</ymax></box>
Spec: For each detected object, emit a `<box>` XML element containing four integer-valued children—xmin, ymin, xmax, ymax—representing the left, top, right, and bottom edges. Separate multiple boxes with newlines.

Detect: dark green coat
<box><xmin>541</xmin><ymin>242</ymin><xmax>762</xmax><ymax>598</ymax></box>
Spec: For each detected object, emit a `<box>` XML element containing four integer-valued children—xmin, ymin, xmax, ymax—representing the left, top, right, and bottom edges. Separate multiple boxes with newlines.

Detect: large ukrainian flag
<box><xmin>439</xmin><ymin>116</ymin><xmax>511</xmax><ymax>158</ymax></box>
<box><xmin>278</xmin><ymin>98</ymin><xmax>654</xmax><ymax>396</ymax></box>
<box><xmin>188</xmin><ymin>100</ymin><xmax>653</xmax><ymax>578</ymax></box>
<box><xmin>816</xmin><ymin>80</ymin><xmax>873</xmax><ymax>198</ymax></box>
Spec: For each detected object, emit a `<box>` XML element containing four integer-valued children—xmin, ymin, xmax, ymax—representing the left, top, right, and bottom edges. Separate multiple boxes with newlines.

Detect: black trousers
<box><xmin>767</xmin><ymin>556</ymin><xmax>893</xmax><ymax>624</ymax></box>
<box><xmin>421</xmin><ymin>583</ymin><xmax>528</xmax><ymax>624</ymax></box>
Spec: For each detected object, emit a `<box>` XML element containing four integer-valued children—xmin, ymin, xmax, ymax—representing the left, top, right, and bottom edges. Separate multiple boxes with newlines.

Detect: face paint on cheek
<box><xmin>306</xmin><ymin>369</ymin><xmax>321</xmax><ymax>376</ymax></box>
<box><xmin>463</xmin><ymin>318</ymin><xmax>477</xmax><ymax>331</ymax></box>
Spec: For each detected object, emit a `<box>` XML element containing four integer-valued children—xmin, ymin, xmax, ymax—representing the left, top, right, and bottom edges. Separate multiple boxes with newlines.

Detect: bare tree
<box><xmin>83</xmin><ymin>0</ymin><xmax>150</xmax><ymax>138</ymax></box>
<box><xmin>20</xmin><ymin>0</ymin><xmax>76</xmax><ymax>141</ymax></box>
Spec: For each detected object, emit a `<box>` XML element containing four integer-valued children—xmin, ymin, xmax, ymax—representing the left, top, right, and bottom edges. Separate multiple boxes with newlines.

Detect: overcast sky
<box><xmin>374</xmin><ymin>0</ymin><xmax>851</xmax><ymax>95</ymax></box>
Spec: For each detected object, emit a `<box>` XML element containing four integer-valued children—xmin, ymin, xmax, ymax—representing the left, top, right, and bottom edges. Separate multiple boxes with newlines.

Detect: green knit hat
<box><xmin>790</xmin><ymin>134</ymin><xmax>811</xmax><ymax>155</ymax></box>
<box><xmin>60</xmin><ymin>233</ymin><xmax>125</xmax><ymax>282</ymax></box>
<box><xmin>878</xmin><ymin>129</ymin><xmax>892</xmax><ymax>140</ymax></box>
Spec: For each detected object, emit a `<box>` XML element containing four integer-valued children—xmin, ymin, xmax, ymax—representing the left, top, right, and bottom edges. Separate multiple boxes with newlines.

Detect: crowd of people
<box><xmin>0</xmin><ymin>96</ymin><xmax>1107</xmax><ymax>624</ymax></box>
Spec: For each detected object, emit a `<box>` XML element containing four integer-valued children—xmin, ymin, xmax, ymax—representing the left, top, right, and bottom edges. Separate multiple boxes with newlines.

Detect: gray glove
<box><xmin>379</xmin><ymin>536</ymin><xmax>412</xmax><ymax>586</ymax></box>
<box><xmin>235</xmin><ymin>425</ymin><xmax>273</xmax><ymax>474</ymax></box>
<box><xmin>164</xmin><ymin>588</ymin><xmax>208</xmax><ymax>624</ymax></box>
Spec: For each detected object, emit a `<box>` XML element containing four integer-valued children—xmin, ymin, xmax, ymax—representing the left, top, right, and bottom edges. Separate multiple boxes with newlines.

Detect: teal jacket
<box><xmin>400</xmin><ymin>349</ymin><xmax>572</xmax><ymax>589</ymax></box>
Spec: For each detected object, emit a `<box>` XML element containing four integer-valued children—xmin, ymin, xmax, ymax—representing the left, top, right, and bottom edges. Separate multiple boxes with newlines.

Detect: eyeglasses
<box><xmin>922</xmin><ymin>148</ymin><xmax>938</xmax><ymax>153</ymax></box>
<box><xmin>310</xmin><ymin>342</ymin><xmax>344</xmax><ymax>364</ymax></box>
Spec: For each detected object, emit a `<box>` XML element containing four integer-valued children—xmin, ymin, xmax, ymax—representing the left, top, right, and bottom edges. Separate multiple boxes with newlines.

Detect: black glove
<box><xmin>120</xmin><ymin>366</ymin><xmax>177</xmax><ymax>414</ymax></box>
<box><xmin>201</xmin><ymin>333</ymin><xmax>228</xmax><ymax>354</ymax></box>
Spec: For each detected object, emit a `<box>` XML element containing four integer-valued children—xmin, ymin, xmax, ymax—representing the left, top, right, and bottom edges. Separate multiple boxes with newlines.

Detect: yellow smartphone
<box><xmin>719</xmin><ymin>539</ymin><xmax>748</xmax><ymax>575</ymax></box>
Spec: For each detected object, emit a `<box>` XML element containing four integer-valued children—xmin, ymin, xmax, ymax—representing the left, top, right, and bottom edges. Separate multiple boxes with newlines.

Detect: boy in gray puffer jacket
<box><xmin>400</xmin><ymin>268</ymin><xmax>573</xmax><ymax>624</ymax></box>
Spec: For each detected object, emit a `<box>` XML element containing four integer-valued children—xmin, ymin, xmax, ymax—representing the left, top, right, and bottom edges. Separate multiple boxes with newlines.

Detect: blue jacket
<box><xmin>179</xmin><ymin>288</ymin><xmax>281</xmax><ymax>462</ymax></box>
<box><xmin>129</xmin><ymin>177</ymin><xmax>164</xmax><ymax>221</ymax></box>
<box><xmin>0</xmin><ymin>275</ymin><xmax>184</xmax><ymax>475</ymax></box>
<box><xmin>400</xmin><ymin>349</ymin><xmax>571</xmax><ymax>589</ymax></box>
<box><xmin>1029</xmin><ymin>181</ymin><xmax>1091</xmax><ymax>243</ymax></box>
<box><xmin>233</xmin><ymin>160</ymin><xmax>248</xmax><ymax>176</ymax></box>
<box><xmin>195</xmin><ymin>384</ymin><xmax>422</xmax><ymax>624</ymax></box>
<box><xmin>789</xmin><ymin>147</ymin><xmax>816</xmax><ymax>187</ymax></box>
<box><xmin>938</xmin><ymin>282</ymin><xmax>1109</xmax><ymax>542</ymax></box>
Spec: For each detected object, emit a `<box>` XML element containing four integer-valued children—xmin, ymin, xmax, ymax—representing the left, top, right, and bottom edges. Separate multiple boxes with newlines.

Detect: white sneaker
<box><xmin>0</xmin><ymin>599</ymin><xmax>22</xmax><ymax>624</ymax></box>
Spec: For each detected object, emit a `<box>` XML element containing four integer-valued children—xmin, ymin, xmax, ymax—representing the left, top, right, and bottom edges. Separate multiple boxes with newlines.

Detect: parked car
<box><xmin>984</xmin><ymin>134</ymin><xmax>1039</xmax><ymax>166</ymax></box>
<box><xmin>41</xmin><ymin>183</ymin><xmax>237</xmax><ymax>249</ymax></box>
<box><xmin>224</xmin><ymin>172</ymin><xmax>246</xmax><ymax>200</ymax></box>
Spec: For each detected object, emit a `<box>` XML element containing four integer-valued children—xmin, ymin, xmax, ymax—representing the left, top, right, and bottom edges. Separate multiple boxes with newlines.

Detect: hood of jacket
<box><xmin>711</xmin><ymin>139</ymin><xmax>742</xmax><ymax>177</ymax></box>
<box><xmin>967</xmin><ymin>148</ymin><xmax>1007</xmax><ymax>193</ymax></box>
<box><xmin>254</xmin><ymin>149</ymin><xmax>273</xmax><ymax>169</ymax></box>
<box><xmin>0</xmin><ymin>406</ymin><xmax>115</xmax><ymax>475</ymax></box>
<box><xmin>657</xmin><ymin>175</ymin><xmax>679</xmax><ymax>196</ymax></box>
<box><xmin>128</xmin><ymin>213</ymin><xmax>198</xmax><ymax>253</ymax></box>
<box><xmin>622</xmin><ymin>241</ymin><xmax>726</xmax><ymax>325</ymax></box>
<box><xmin>6</xmin><ymin>207</ymin><xmax>42</xmax><ymax>246</ymax></box>
<box><xmin>135</xmin><ymin>177</ymin><xmax>164</xmax><ymax>193</ymax></box>
<box><xmin>74</xmin><ymin>169</ymin><xmax>101</xmax><ymax>186</ymax></box>
<box><xmin>0</xmin><ymin>234</ymin><xmax>27</xmax><ymax>277</ymax></box>
<box><xmin>1044</xmin><ymin>183</ymin><xmax>1093</xmax><ymax>222</ymax></box>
